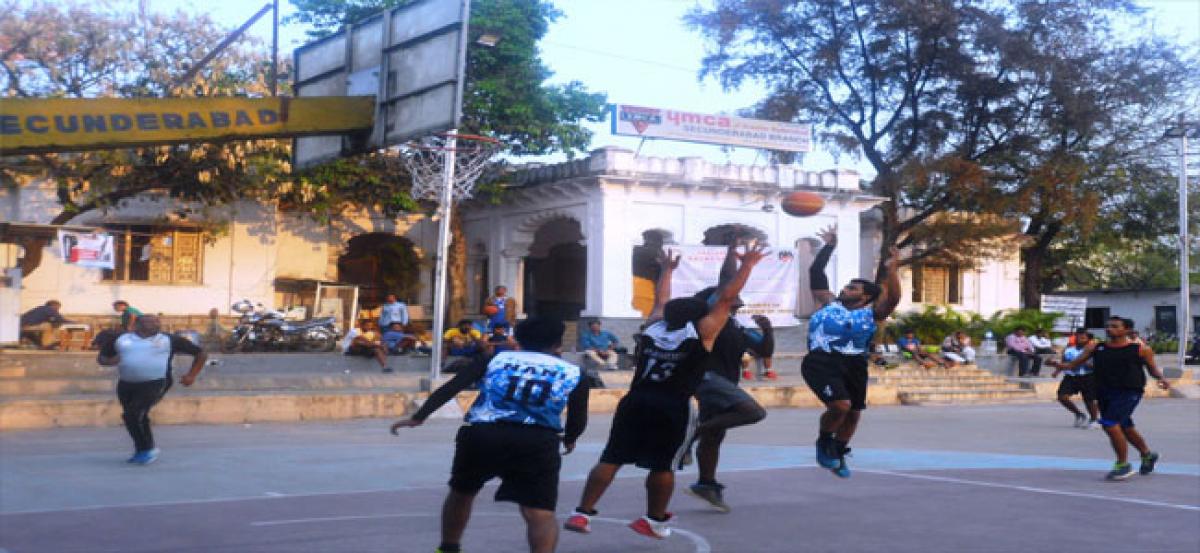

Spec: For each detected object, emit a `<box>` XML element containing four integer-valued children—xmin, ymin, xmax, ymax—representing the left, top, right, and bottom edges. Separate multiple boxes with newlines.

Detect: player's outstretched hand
<box><xmin>562</xmin><ymin>441</ymin><xmax>576</xmax><ymax>455</ymax></box>
<box><xmin>740</xmin><ymin>243</ymin><xmax>769</xmax><ymax>266</ymax></box>
<box><xmin>390</xmin><ymin>418</ymin><xmax>423</xmax><ymax>434</ymax></box>
<box><xmin>818</xmin><ymin>225</ymin><xmax>837</xmax><ymax>247</ymax></box>
<box><xmin>1157</xmin><ymin>378</ymin><xmax>1171</xmax><ymax>390</ymax></box>
<box><xmin>657</xmin><ymin>249</ymin><xmax>681</xmax><ymax>271</ymax></box>
<box><xmin>180</xmin><ymin>374</ymin><xmax>197</xmax><ymax>386</ymax></box>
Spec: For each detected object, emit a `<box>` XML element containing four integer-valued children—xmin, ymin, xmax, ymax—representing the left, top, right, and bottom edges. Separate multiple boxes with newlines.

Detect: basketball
<box><xmin>483</xmin><ymin>305</ymin><xmax>499</xmax><ymax>316</ymax></box>
<box><xmin>780</xmin><ymin>191</ymin><xmax>825</xmax><ymax>217</ymax></box>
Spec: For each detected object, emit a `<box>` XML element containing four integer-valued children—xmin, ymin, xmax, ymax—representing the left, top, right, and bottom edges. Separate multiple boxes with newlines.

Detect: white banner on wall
<box><xmin>610</xmin><ymin>103</ymin><xmax>813</xmax><ymax>153</ymax></box>
<box><xmin>670</xmin><ymin>246</ymin><xmax>800</xmax><ymax>327</ymax></box>
<box><xmin>57</xmin><ymin>230</ymin><xmax>115</xmax><ymax>270</ymax></box>
<box><xmin>1041</xmin><ymin>294</ymin><xmax>1088</xmax><ymax>333</ymax></box>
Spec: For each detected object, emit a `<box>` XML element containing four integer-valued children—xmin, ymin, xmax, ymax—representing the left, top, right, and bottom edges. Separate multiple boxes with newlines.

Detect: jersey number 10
<box><xmin>503</xmin><ymin>376</ymin><xmax>552</xmax><ymax>406</ymax></box>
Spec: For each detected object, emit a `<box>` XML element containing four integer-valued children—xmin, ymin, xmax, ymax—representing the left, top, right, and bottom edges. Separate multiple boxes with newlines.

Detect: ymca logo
<box><xmin>619</xmin><ymin>106</ymin><xmax>662</xmax><ymax>134</ymax></box>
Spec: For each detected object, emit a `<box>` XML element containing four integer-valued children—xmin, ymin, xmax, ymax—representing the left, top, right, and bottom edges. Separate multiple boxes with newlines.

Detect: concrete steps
<box><xmin>872</xmin><ymin>364</ymin><xmax>1037</xmax><ymax>405</ymax></box>
<box><xmin>899</xmin><ymin>388</ymin><xmax>1038</xmax><ymax>405</ymax></box>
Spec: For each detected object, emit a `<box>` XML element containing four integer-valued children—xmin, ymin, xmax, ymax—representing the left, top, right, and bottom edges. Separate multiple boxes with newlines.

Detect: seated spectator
<box><xmin>1030</xmin><ymin>329</ymin><xmax>1055</xmax><ymax>355</ymax></box>
<box><xmin>382</xmin><ymin>322</ymin><xmax>416</xmax><ymax>354</ymax></box>
<box><xmin>578</xmin><ymin>319</ymin><xmax>622</xmax><ymax>371</ymax></box>
<box><xmin>342</xmin><ymin>320</ymin><xmax>393</xmax><ymax>373</ymax></box>
<box><xmin>379</xmin><ymin>294</ymin><xmax>409</xmax><ymax>330</ymax></box>
<box><xmin>442</xmin><ymin>319</ymin><xmax>483</xmax><ymax>372</ymax></box>
<box><xmin>1006</xmin><ymin>327</ymin><xmax>1042</xmax><ymax>377</ymax></box>
<box><xmin>203</xmin><ymin>308</ymin><xmax>226</xmax><ymax>348</ymax></box>
<box><xmin>940</xmin><ymin>331</ymin><xmax>976</xmax><ymax>367</ymax></box>
<box><xmin>484</xmin><ymin>323</ymin><xmax>518</xmax><ymax>356</ymax></box>
<box><xmin>20</xmin><ymin>300</ymin><xmax>68</xmax><ymax>349</ymax></box>
<box><xmin>113</xmin><ymin>300</ymin><xmax>142</xmax><ymax>332</ymax></box>
<box><xmin>897</xmin><ymin>330</ymin><xmax>941</xmax><ymax>369</ymax></box>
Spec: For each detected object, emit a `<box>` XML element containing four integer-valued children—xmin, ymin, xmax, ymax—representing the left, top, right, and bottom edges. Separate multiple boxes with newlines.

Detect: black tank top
<box><xmin>631</xmin><ymin>320</ymin><xmax>707</xmax><ymax>397</ymax></box>
<box><xmin>1091</xmin><ymin>342</ymin><xmax>1146</xmax><ymax>391</ymax></box>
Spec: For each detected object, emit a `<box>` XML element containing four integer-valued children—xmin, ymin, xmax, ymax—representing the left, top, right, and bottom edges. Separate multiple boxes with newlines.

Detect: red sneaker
<box><xmin>563</xmin><ymin>512</ymin><xmax>591</xmax><ymax>534</ymax></box>
<box><xmin>629</xmin><ymin>514</ymin><xmax>673</xmax><ymax>539</ymax></box>
<box><xmin>742</xmin><ymin>369</ymin><xmax>754</xmax><ymax>380</ymax></box>
<box><xmin>763</xmin><ymin>370</ymin><xmax>778</xmax><ymax>380</ymax></box>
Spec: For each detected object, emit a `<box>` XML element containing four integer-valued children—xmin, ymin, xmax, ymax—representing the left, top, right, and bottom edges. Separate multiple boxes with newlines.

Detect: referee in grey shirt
<box><xmin>98</xmin><ymin>315</ymin><xmax>207</xmax><ymax>465</ymax></box>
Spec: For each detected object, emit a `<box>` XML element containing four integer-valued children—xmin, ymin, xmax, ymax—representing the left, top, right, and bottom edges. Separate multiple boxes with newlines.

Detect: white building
<box><xmin>1052</xmin><ymin>287</ymin><xmax>1200</xmax><ymax>336</ymax></box>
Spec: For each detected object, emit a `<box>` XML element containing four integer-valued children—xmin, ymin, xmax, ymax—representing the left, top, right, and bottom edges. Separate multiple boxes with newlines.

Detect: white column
<box><xmin>597</xmin><ymin>188</ymin><xmax>642</xmax><ymax>318</ymax></box>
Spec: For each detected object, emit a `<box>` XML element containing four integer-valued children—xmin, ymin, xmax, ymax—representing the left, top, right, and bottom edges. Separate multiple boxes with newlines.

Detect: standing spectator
<box><xmin>379</xmin><ymin>293</ymin><xmax>409</xmax><ymax>330</ymax></box>
<box><xmin>578</xmin><ymin>320</ymin><xmax>622</xmax><ymax>371</ymax></box>
<box><xmin>342</xmin><ymin>320</ymin><xmax>393</xmax><ymax>373</ymax></box>
<box><xmin>483</xmin><ymin>285</ymin><xmax>518</xmax><ymax>331</ymax></box>
<box><xmin>443</xmin><ymin>319</ymin><xmax>484</xmax><ymax>372</ymax></box>
<box><xmin>1030</xmin><ymin>329</ymin><xmax>1055</xmax><ymax>354</ymax></box>
<box><xmin>113</xmin><ymin>300</ymin><xmax>142</xmax><ymax>331</ymax></box>
<box><xmin>897</xmin><ymin>330</ymin><xmax>940</xmax><ymax>369</ymax></box>
<box><xmin>97</xmin><ymin>315</ymin><xmax>207</xmax><ymax>465</ymax></box>
<box><xmin>940</xmin><ymin>331</ymin><xmax>976</xmax><ymax>367</ymax></box>
<box><xmin>485</xmin><ymin>323</ymin><xmax>518</xmax><ymax>356</ymax></box>
<box><xmin>1006</xmin><ymin>327</ymin><xmax>1042</xmax><ymax>376</ymax></box>
<box><xmin>20</xmin><ymin>300</ymin><xmax>68</xmax><ymax>349</ymax></box>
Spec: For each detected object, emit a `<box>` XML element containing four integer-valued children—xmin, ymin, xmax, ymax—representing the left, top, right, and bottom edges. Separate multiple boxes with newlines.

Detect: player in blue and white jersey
<box><xmin>801</xmin><ymin>225</ymin><xmax>900</xmax><ymax>478</ymax></box>
<box><xmin>390</xmin><ymin>317</ymin><xmax>588</xmax><ymax>553</ymax></box>
<box><xmin>1051</xmin><ymin>328</ymin><xmax>1100</xmax><ymax>428</ymax></box>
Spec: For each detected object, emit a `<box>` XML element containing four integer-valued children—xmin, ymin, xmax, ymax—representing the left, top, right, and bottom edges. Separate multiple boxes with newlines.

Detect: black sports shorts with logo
<box><xmin>801</xmin><ymin>350</ymin><xmax>869</xmax><ymax>411</ymax></box>
<box><xmin>599</xmin><ymin>389</ymin><xmax>693</xmax><ymax>471</ymax></box>
<box><xmin>1057</xmin><ymin>373</ymin><xmax>1097</xmax><ymax>403</ymax></box>
<box><xmin>448</xmin><ymin>422</ymin><xmax>562</xmax><ymax>511</ymax></box>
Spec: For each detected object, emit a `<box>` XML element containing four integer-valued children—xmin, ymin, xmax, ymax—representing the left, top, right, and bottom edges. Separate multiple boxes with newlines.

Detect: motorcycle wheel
<box><xmin>302</xmin><ymin>333</ymin><xmax>336</xmax><ymax>353</ymax></box>
<box><xmin>220</xmin><ymin>336</ymin><xmax>242</xmax><ymax>354</ymax></box>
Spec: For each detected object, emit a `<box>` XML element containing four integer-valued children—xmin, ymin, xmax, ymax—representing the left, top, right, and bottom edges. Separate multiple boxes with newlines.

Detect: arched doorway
<box><xmin>337</xmin><ymin>233</ymin><xmax>420</xmax><ymax>309</ymax></box>
<box><xmin>523</xmin><ymin>217</ymin><xmax>586</xmax><ymax>321</ymax></box>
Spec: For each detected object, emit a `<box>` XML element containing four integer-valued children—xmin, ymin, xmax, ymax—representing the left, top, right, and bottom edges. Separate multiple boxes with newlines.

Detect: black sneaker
<box><xmin>1105</xmin><ymin>462</ymin><xmax>1134</xmax><ymax>481</ymax></box>
<box><xmin>685</xmin><ymin>482</ymin><xmax>730</xmax><ymax>513</ymax></box>
<box><xmin>1139</xmin><ymin>452</ymin><xmax>1159</xmax><ymax>475</ymax></box>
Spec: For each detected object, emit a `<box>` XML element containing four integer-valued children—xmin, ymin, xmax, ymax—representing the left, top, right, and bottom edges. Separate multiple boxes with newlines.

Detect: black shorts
<box><xmin>1097</xmin><ymin>387</ymin><xmax>1142</xmax><ymax>429</ymax></box>
<box><xmin>801</xmin><ymin>351</ymin><xmax>869</xmax><ymax>411</ymax></box>
<box><xmin>599</xmin><ymin>390</ymin><xmax>694</xmax><ymax>472</ymax></box>
<box><xmin>1057</xmin><ymin>374</ymin><xmax>1096</xmax><ymax>402</ymax></box>
<box><xmin>448</xmin><ymin>423</ymin><xmax>562</xmax><ymax>511</ymax></box>
<box><xmin>345</xmin><ymin>345</ymin><xmax>377</xmax><ymax>357</ymax></box>
<box><xmin>696</xmin><ymin>372</ymin><xmax>757</xmax><ymax>421</ymax></box>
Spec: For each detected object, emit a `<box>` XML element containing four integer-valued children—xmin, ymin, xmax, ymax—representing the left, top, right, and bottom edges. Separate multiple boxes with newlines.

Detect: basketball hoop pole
<box><xmin>429</xmin><ymin>131</ymin><xmax>459</xmax><ymax>383</ymax></box>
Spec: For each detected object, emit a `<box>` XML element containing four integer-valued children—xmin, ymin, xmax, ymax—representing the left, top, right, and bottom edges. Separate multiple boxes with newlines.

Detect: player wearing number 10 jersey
<box><xmin>566</xmin><ymin>244</ymin><xmax>768</xmax><ymax>541</ymax></box>
<box><xmin>391</xmin><ymin>317</ymin><xmax>589</xmax><ymax>553</ymax></box>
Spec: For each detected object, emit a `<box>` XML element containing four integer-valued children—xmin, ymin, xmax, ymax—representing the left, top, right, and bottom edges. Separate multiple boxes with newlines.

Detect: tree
<box><xmin>288</xmin><ymin>0</ymin><xmax>608</xmax><ymax>324</ymax></box>
<box><xmin>685</xmin><ymin>0</ymin><xmax>1197</xmax><ymax>293</ymax></box>
<box><xmin>0</xmin><ymin>1</ymin><xmax>302</xmax><ymax>276</ymax></box>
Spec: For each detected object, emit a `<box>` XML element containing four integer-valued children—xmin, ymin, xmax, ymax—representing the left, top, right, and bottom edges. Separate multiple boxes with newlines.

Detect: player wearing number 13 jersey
<box><xmin>566</xmin><ymin>244</ymin><xmax>768</xmax><ymax>541</ymax></box>
<box><xmin>390</xmin><ymin>317</ymin><xmax>589</xmax><ymax>553</ymax></box>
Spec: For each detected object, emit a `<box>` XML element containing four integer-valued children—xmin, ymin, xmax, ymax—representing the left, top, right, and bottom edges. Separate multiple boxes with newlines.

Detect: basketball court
<box><xmin>2</xmin><ymin>401</ymin><xmax>1197</xmax><ymax>552</ymax></box>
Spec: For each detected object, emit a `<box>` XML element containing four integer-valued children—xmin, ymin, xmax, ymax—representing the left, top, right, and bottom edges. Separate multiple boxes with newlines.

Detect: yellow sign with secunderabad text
<box><xmin>0</xmin><ymin>96</ymin><xmax>376</xmax><ymax>155</ymax></box>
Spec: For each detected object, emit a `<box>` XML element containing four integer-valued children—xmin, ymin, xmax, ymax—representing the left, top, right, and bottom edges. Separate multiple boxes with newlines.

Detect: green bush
<box><xmin>887</xmin><ymin>306</ymin><xmax>1062</xmax><ymax>350</ymax></box>
<box><xmin>1147</xmin><ymin>337</ymin><xmax>1179</xmax><ymax>354</ymax></box>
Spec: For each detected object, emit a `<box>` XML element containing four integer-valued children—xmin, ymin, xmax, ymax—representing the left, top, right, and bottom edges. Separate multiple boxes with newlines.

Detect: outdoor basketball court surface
<box><xmin>2</xmin><ymin>401</ymin><xmax>1197</xmax><ymax>552</ymax></box>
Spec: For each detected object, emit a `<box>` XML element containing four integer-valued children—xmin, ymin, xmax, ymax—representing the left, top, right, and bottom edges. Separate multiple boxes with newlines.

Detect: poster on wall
<box><xmin>670</xmin><ymin>246</ymin><xmax>800</xmax><ymax>327</ymax></box>
<box><xmin>57</xmin><ymin>230</ymin><xmax>115</xmax><ymax>270</ymax></box>
<box><xmin>1041</xmin><ymin>294</ymin><xmax>1088</xmax><ymax>333</ymax></box>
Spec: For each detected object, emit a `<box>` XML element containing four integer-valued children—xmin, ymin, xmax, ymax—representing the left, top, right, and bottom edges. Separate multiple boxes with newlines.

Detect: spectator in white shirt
<box><xmin>379</xmin><ymin>294</ymin><xmax>409</xmax><ymax>330</ymax></box>
<box><xmin>1030</xmin><ymin>329</ymin><xmax>1055</xmax><ymax>354</ymax></box>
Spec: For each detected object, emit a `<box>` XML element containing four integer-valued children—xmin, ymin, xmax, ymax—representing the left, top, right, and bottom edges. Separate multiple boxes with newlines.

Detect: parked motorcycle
<box><xmin>221</xmin><ymin>300</ymin><xmax>339</xmax><ymax>353</ymax></box>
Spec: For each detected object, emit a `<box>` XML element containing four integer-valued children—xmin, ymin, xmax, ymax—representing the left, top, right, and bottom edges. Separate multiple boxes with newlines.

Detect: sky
<box><xmin>138</xmin><ymin>0</ymin><xmax>1200</xmax><ymax>175</ymax></box>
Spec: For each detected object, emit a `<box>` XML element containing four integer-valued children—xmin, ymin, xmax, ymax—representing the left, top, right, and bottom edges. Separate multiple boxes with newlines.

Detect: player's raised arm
<box><xmin>810</xmin><ymin>226</ymin><xmax>837</xmax><ymax>307</ymax></box>
<box><xmin>872</xmin><ymin>246</ymin><xmax>902</xmax><ymax>321</ymax></box>
<box><xmin>699</xmin><ymin>243</ymin><xmax>767</xmax><ymax>351</ymax></box>
<box><xmin>646</xmin><ymin>249</ymin><xmax>681</xmax><ymax>323</ymax></box>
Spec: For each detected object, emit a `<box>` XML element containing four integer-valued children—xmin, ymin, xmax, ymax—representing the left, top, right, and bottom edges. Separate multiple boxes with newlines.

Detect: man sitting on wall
<box><xmin>20</xmin><ymin>299</ymin><xmax>69</xmax><ymax>349</ymax></box>
<box><xmin>443</xmin><ymin>319</ymin><xmax>484</xmax><ymax>372</ymax></box>
<box><xmin>342</xmin><ymin>320</ymin><xmax>394</xmax><ymax>373</ymax></box>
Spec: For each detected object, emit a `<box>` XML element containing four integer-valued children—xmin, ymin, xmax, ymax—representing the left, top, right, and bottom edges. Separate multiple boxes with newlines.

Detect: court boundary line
<box><xmin>862</xmin><ymin>469</ymin><xmax>1200</xmax><ymax>512</ymax></box>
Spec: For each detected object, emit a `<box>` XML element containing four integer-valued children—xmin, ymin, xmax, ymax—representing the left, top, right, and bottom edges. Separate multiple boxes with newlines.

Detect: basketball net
<box><xmin>400</xmin><ymin>133</ymin><xmax>504</xmax><ymax>202</ymax></box>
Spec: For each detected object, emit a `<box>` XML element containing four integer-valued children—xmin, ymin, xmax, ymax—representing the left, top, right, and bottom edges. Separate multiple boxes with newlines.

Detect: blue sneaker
<box><xmin>126</xmin><ymin>452</ymin><xmax>140</xmax><ymax>463</ymax></box>
<box><xmin>832</xmin><ymin>445</ymin><xmax>852</xmax><ymax>478</ymax></box>
<box><xmin>131</xmin><ymin>448</ymin><xmax>160</xmax><ymax>465</ymax></box>
<box><xmin>815</xmin><ymin>438</ymin><xmax>838</xmax><ymax>469</ymax></box>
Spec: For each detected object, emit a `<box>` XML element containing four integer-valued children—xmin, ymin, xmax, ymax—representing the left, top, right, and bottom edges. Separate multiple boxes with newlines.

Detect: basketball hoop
<box><xmin>400</xmin><ymin>133</ymin><xmax>504</xmax><ymax>202</ymax></box>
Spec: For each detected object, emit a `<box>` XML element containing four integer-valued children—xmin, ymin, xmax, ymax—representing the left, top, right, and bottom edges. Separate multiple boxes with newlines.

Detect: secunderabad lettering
<box><xmin>0</xmin><ymin>109</ymin><xmax>282</xmax><ymax>135</ymax></box>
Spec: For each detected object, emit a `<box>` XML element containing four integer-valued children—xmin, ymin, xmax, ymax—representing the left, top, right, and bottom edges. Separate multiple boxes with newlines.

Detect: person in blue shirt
<box><xmin>485</xmin><ymin>323</ymin><xmax>518</xmax><ymax>356</ymax></box>
<box><xmin>896</xmin><ymin>330</ymin><xmax>940</xmax><ymax>369</ymax></box>
<box><xmin>381</xmin><ymin>322</ymin><xmax>415</xmax><ymax>354</ymax></box>
<box><xmin>578</xmin><ymin>320</ymin><xmax>622</xmax><ymax>370</ymax></box>
<box><xmin>802</xmin><ymin>225</ymin><xmax>901</xmax><ymax>478</ymax></box>
<box><xmin>1051</xmin><ymin>328</ymin><xmax>1099</xmax><ymax>428</ymax></box>
<box><xmin>378</xmin><ymin>293</ymin><xmax>409</xmax><ymax>330</ymax></box>
<box><xmin>390</xmin><ymin>316</ymin><xmax>589</xmax><ymax>553</ymax></box>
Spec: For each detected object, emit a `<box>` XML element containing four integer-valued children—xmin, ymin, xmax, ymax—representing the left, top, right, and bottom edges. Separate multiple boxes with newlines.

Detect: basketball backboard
<box><xmin>292</xmin><ymin>0</ymin><xmax>470</xmax><ymax>169</ymax></box>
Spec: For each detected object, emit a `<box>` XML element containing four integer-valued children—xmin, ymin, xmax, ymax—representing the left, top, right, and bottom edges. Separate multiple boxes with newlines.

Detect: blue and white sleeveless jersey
<box><xmin>465</xmin><ymin>351</ymin><xmax>582</xmax><ymax>432</ymax></box>
<box><xmin>1062</xmin><ymin>345</ymin><xmax>1092</xmax><ymax>376</ymax></box>
<box><xmin>807</xmin><ymin>301</ymin><xmax>877</xmax><ymax>355</ymax></box>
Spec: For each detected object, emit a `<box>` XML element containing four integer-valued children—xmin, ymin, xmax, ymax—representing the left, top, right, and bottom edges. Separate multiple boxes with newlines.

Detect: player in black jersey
<box><xmin>1050</xmin><ymin>316</ymin><xmax>1170</xmax><ymax>480</ymax></box>
<box><xmin>565</xmin><ymin>244</ymin><xmax>768</xmax><ymax>540</ymax></box>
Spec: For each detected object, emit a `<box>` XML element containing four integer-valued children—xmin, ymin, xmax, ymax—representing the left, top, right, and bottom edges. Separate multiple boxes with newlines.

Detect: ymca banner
<box><xmin>669</xmin><ymin>246</ymin><xmax>800</xmax><ymax>327</ymax></box>
<box><xmin>610</xmin><ymin>103</ymin><xmax>813</xmax><ymax>153</ymax></box>
<box><xmin>57</xmin><ymin>230</ymin><xmax>115</xmax><ymax>270</ymax></box>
